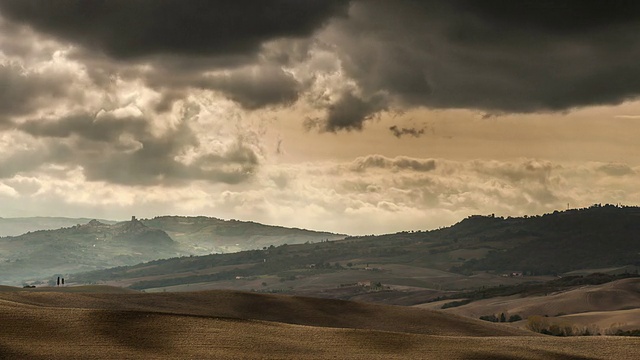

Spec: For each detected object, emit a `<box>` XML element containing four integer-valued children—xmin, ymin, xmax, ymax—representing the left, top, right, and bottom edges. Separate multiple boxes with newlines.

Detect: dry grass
<box><xmin>1</xmin><ymin>287</ymin><xmax>639</xmax><ymax>359</ymax></box>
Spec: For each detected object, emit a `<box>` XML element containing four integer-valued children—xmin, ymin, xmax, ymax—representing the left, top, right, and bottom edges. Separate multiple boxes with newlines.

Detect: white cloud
<box><xmin>2</xmin><ymin>155</ymin><xmax>636</xmax><ymax>235</ymax></box>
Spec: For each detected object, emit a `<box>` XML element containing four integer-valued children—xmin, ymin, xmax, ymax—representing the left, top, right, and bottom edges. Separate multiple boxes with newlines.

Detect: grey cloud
<box><xmin>0</xmin><ymin>141</ymin><xmax>54</xmax><ymax>178</ymax></box>
<box><xmin>597</xmin><ymin>163</ymin><xmax>635</xmax><ymax>176</ymax></box>
<box><xmin>324</xmin><ymin>90</ymin><xmax>388</xmax><ymax>132</ymax></box>
<box><xmin>7</xmin><ymin>111</ymin><xmax>259</xmax><ymax>186</ymax></box>
<box><xmin>472</xmin><ymin>159</ymin><xmax>557</xmax><ymax>184</ymax></box>
<box><xmin>389</xmin><ymin>125</ymin><xmax>424</xmax><ymax>138</ymax></box>
<box><xmin>202</xmin><ymin>66</ymin><xmax>300</xmax><ymax>109</ymax></box>
<box><xmin>0</xmin><ymin>62</ymin><xmax>72</xmax><ymax>117</ymax></box>
<box><xmin>350</xmin><ymin>155</ymin><xmax>436</xmax><ymax>172</ymax></box>
<box><xmin>326</xmin><ymin>0</ymin><xmax>640</xmax><ymax>118</ymax></box>
<box><xmin>0</xmin><ymin>0</ymin><xmax>349</xmax><ymax>59</ymax></box>
<box><xmin>19</xmin><ymin>113</ymin><xmax>148</xmax><ymax>142</ymax></box>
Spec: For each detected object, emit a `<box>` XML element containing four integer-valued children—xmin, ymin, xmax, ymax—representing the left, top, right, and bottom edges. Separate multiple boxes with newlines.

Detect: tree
<box><xmin>500</xmin><ymin>313</ymin><xmax>506</xmax><ymax>323</ymax></box>
<box><xmin>508</xmin><ymin>314</ymin><xmax>522</xmax><ymax>322</ymax></box>
<box><xmin>526</xmin><ymin>316</ymin><xmax>549</xmax><ymax>333</ymax></box>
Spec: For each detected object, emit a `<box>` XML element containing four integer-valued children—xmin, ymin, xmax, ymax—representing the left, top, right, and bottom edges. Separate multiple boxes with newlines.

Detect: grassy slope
<box><xmin>1</xmin><ymin>288</ymin><xmax>638</xmax><ymax>359</ymax></box>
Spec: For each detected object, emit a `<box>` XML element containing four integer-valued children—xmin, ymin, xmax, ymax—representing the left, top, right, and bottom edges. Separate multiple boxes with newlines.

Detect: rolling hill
<box><xmin>0</xmin><ymin>215</ymin><xmax>346</xmax><ymax>286</ymax></box>
<box><xmin>0</xmin><ymin>218</ymin><xmax>179</xmax><ymax>285</ymax></box>
<box><xmin>140</xmin><ymin>215</ymin><xmax>345</xmax><ymax>254</ymax></box>
<box><xmin>1</xmin><ymin>287</ymin><xmax>638</xmax><ymax>359</ymax></box>
<box><xmin>70</xmin><ymin>205</ymin><xmax>640</xmax><ymax>302</ymax></box>
<box><xmin>418</xmin><ymin>277</ymin><xmax>640</xmax><ymax>335</ymax></box>
<box><xmin>0</xmin><ymin>216</ymin><xmax>118</xmax><ymax>237</ymax></box>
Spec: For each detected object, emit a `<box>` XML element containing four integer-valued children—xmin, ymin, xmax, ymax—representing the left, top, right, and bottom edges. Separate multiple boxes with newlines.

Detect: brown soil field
<box><xmin>0</xmin><ymin>286</ymin><xmax>528</xmax><ymax>337</ymax></box>
<box><xmin>1</xmin><ymin>287</ymin><xmax>639</xmax><ymax>359</ymax></box>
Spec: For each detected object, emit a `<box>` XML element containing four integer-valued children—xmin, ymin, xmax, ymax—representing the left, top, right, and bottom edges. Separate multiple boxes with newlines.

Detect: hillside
<box><xmin>450</xmin><ymin>205</ymin><xmax>640</xmax><ymax>275</ymax></box>
<box><xmin>0</xmin><ymin>218</ymin><xmax>179</xmax><ymax>285</ymax></box>
<box><xmin>140</xmin><ymin>215</ymin><xmax>345</xmax><ymax>254</ymax></box>
<box><xmin>1</xmin><ymin>288</ymin><xmax>638</xmax><ymax>359</ymax></box>
<box><xmin>70</xmin><ymin>205</ymin><xmax>640</xmax><ymax>302</ymax></box>
<box><xmin>418</xmin><ymin>278</ymin><xmax>640</xmax><ymax>335</ymax></box>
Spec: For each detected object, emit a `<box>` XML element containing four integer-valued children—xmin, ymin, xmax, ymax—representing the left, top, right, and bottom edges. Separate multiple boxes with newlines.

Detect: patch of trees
<box><xmin>440</xmin><ymin>299</ymin><xmax>472</xmax><ymax>309</ymax></box>
<box><xmin>609</xmin><ymin>329</ymin><xmax>640</xmax><ymax>337</ymax></box>
<box><xmin>452</xmin><ymin>206</ymin><xmax>640</xmax><ymax>275</ymax></box>
<box><xmin>526</xmin><ymin>316</ymin><xmax>599</xmax><ymax>336</ymax></box>
<box><xmin>478</xmin><ymin>313</ymin><xmax>521</xmax><ymax>323</ymax></box>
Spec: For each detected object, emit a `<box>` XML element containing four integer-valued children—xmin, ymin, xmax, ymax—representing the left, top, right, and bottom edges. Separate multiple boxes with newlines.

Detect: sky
<box><xmin>1</xmin><ymin>0</ymin><xmax>640</xmax><ymax>235</ymax></box>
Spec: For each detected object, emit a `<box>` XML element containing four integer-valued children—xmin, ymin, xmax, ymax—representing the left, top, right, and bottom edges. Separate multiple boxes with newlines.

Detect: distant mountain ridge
<box><xmin>0</xmin><ymin>215</ymin><xmax>346</xmax><ymax>286</ymax></box>
<box><xmin>0</xmin><ymin>218</ymin><xmax>178</xmax><ymax>285</ymax></box>
<box><xmin>0</xmin><ymin>216</ymin><xmax>119</xmax><ymax>237</ymax></box>
<box><xmin>140</xmin><ymin>215</ymin><xmax>345</xmax><ymax>254</ymax></box>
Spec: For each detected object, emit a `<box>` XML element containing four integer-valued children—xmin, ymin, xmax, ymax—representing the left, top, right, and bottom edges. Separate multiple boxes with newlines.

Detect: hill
<box><xmin>448</xmin><ymin>204</ymin><xmax>640</xmax><ymax>275</ymax></box>
<box><xmin>0</xmin><ymin>288</ymin><xmax>638</xmax><ymax>359</ymax></box>
<box><xmin>140</xmin><ymin>215</ymin><xmax>345</xmax><ymax>254</ymax></box>
<box><xmin>70</xmin><ymin>205</ymin><xmax>640</xmax><ymax>302</ymax></box>
<box><xmin>0</xmin><ymin>216</ymin><xmax>118</xmax><ymax>237</ymax></box>
<box><xmin>0</xmin><ymin>218</ymin><xmax>179</xmax><ymax>285</ymax></box>
<box><xmin>418</xmin><ymin>277</ymin><xmax>640</xmax><ymax>334</ymax></box>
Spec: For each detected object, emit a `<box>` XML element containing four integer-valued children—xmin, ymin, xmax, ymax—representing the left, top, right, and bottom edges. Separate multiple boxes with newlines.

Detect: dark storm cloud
<box><xmin>322</xmin><ymin>0</ymin><xmax>640</xmax><ymax>129</ymax></box>
<box><xmin>203</xmin><ymin>66</ymin><xmax>300</xmax><ymax>109</ymax></box>
<box><xmin>0</xmin><ymin>0</ymin><xmax>349</xmax><ymax>59</ymax></box>
<box><xmin>0</xmin><ymin>62</ymin><xmax>72</xmax><ymax>117</ymax></box>
<box><xmin>6</xmin><ymin>111</ymin><xmax>259</xmax><ymax>185</ymax></box>
<box><xmin>324</xmin><ymin>90</ymin><xmax>388</xmax><ymax>132</ymax></box>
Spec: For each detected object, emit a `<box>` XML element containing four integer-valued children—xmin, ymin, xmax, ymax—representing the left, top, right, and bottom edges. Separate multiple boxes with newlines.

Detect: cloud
<box><xmin>323</xmin><ymin>90</ymin><xmax>388</xmax><ymax>131</ymax></box>
<box><xmin>322</xmin><ymin>0</ymin><xmax>640</xmax><ymax>116</ymax></box>
<box><xmin>5</xmin><ymin>106</ymin><xmax>260</xmax><ymax>186</ymax></box>
<box><xmin>349</xmin><ymin>155</ymin><xmax>436</xmax><ymax>172</ymax></box>
<box><xmin>597</xmin><ymin>163</ymin><xmax>635</xmax><ymax>176</ymax></box>
<box><xmin>615</xmin><ymin>115</ymin><xmax>640</xmax><ymax>119</ymax></box>
<box><xmin>0</xmin><ymin>0</ymin><xmax>354</xmax><ymax>114</ymax></box>
<box><xmin>389</xmin><ymin>125</ymin><xmax>425</xmax><ymax>138</ymax></box>
<box><xmin>203</xmin><ymin>65</ymin><xmax>300</xmax><ymax>109</ymax></box>
<box><xmin>0</xmin><ymin>61</ymin><xmax>73</xmax><ymax>117</ymax></box>
<box><xmin>1</xmin><ymin>156</ymin><xmax>639</xmax><ymax>234</ymax></box>
<box><xmin>5</xmin><ymin>0</ymin><xmax>640</xmax><ymax>131</ymax></box>
<box><xmin>0</xmin><ymin>0</ymin><xmax>349</xmax><ymax>59</ymax></box>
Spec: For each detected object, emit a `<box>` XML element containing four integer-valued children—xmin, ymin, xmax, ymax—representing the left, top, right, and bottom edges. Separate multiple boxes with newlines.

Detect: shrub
<box><xmin>526</xmin><ymin>316</ymin><xmax>549</xmax><ymax>333</ymax></box>
<box><xmin>479</xmin><ymin>314</ymin><xmax>499</xmax><ymax>323</ymax></box>
<box><xmin>441</xmin><ymin>299</ymin><xmax>472</xmax><ymax>309</ymax></box>
<box><xmin>508</xmin><ymin>314</ymin><xmax>522</xmax><ymax>322</ymax></box>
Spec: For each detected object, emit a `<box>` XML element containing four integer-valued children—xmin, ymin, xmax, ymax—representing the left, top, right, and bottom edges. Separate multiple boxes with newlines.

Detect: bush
<box><xmin>441</xmin><ymin>299</ymin><xmax>472</xmax><ymax>309</ymax></box>
<box><xmin>526</xmin><ymin>316</ymin><xmax>549</xmax><ymax>333</ymax></box>
<box><xmin>612</xmin><ymin>329</ymin><xmax>640</xmax><ymax>337</ymax></box>
<box><xmin>479</xmin><ymin>314</ymin><xmax>499</xmax><ymax>323</ymax></box>
<box><xmin>508</xmin><ymin>314</ymin><xmax>522</xmax><ymax>322</ymax></box>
